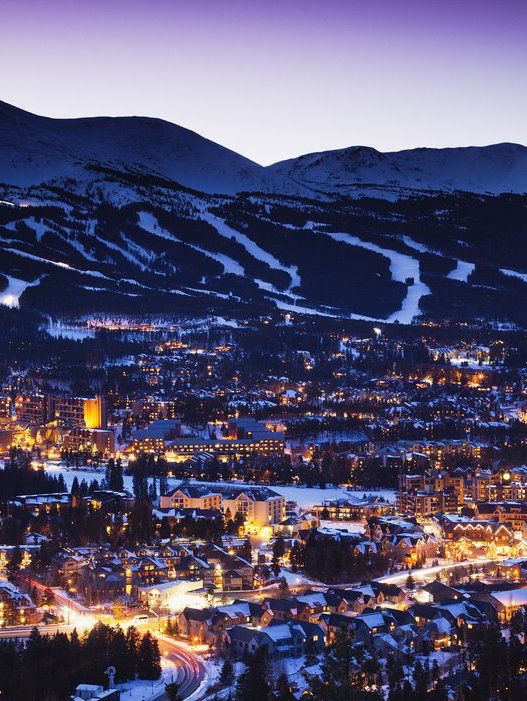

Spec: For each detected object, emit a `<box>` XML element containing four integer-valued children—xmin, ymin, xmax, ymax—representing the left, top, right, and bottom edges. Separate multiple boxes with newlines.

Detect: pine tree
<box><xmin>165</xmin><ymin>680</ymin><xmax>182</xmax><ymax>701</ymax></box>
<box><xmin>220</xmin><ymin>659</ymin><xmax>235</xmax><ymax>688</ymax></box>
<box><xmin>235</xmin><ymin>647</ymin><xmax>270</xmax><ymax>701</ymax></box>
<box><xmin>275</xmin><ymin>673</ymin><xmax>295</xmax><ymax>701</ymax></box>
<box><xmin>71</xmin><ymin>476</ymin><xmax>80</xmax><ymax>497</ymax></box>
<box><xmin>138</xmin><ymin>632</ymin><xmax>161</xmax><ymax>680</ymax></box>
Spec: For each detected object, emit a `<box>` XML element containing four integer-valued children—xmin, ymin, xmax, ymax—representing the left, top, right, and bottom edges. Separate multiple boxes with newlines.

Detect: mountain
<box><xmin>1</xmin><ymin>100</ymin><xmax>527</xmax><ymax>328</ymax></box>
<box><xmin>268</xmin><ymin>143</ymin><xmax>527</xmax><ymax>198</ymax></box>
<box><xmin>1</xmin><ymin>100</ymin><xmax>526</xmax><ymax>197</ymax></box>
<box><xmin>0</xmin><ymin>100</ymin><xmax>278</xmax><ymax>194</ymax></box>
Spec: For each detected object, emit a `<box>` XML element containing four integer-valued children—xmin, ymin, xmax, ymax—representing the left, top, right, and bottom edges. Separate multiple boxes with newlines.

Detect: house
<box><xmin>472</xmin><ymin>587</ymin><xmax>527</xmax><ymax>622</ymax></box>
<box><xmin>0</xmin><ymin>579</ymin><xmax>42</xmax><ymax>626</ymax></box>
<box><xmin>322</xmin><ymin>612</ymin><xmax>356</xmax><ymax>642</ymax></box>
<box><xmin>372</xmin><ymin>632</ymin><xmax>412</xmax><ymax>664</ymax></box>
<box><xmin>73</xmin><ymin>684</ymin><xmax>120</xmax><ymax>700</ymax></box>
<box><xmin>263</xmin><ymin>598</ymin><xmax>298</xmax><ymax>621</ymax></box>
<box><xmin>177</xmin><ymin>607</ymin><xmax>218</xmax><ymax>644</ymax></box>
<box><xmin>351</xmin><ymin>612</ymin><xmax>390</xmax><ymax>645</ymax></box>
<box><xmin>79</xmin><ymin>561</ymin><xmax>126</xmax><ymax>604</ymax></box>
<box><xmin>423</xmin><ymin>617</ymin><xmax>453</xmax><ymax>649</ymax></box>
<box><xmin>369</xmin><ymin>581</ymin><xmax>405</xmax><ymax>604</ymax></box>
<box><xmin>227</xmin><ymin>620</ymin><xmax>324</xmax><ymax>660</ymax></box>
<box><xmin>416</xmin><ymin>580</ymin><xmax>466</xmax><ymax>604</ymax></box>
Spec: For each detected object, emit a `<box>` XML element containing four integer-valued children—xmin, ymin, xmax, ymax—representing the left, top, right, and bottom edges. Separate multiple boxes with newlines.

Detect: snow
<box><xmin>46</xmin><ymin>319</ymin><xmax>96</xmax><ymax>340</ymax></box>
<box><xmin>0</xmin><ymin>275</ymin><xmax>39</xmax><ymax>307</ymax></box>
<box><xmin>138</xmin><ymin>211</ymin><xmax>245</xmax><ymax>277</ymax></box>
<box><xmin>402</xmin><ymin>235</ymin><xmax>475</xmax><ymax>283</ymax></box>
<box><xmin>4</xmin><ymin>216</ymin><xmax>51</xmax><ymax>241</ymax></box>
<box><xmin>44</xmin><ymin>463</ymin><xmax>395</xmax><ymax>509</ymax></box>
<box><xmin>266</xmin><ymin>485</ymin><xmax>395</xmax><ymax>508</ymax></box>
<box><xmin>3</xmin><ymin>247</ymin><xmax>111</xmax><ymax>279</ymax></box>
<box><xmin>323</xmin><ymin>231</ymin><xmax>430</xmax><ymax>324</ymax></box>
<box><xmin>447</xmin><ymin>260</ymin><xmax>475</xmax><ymax>282</ymax></box>
<box><xmin>319</xmin><ymin>520</ymin><xmax>365</xmax><ymax>533</ymax></box>
<box><xmin>401</xmin><ymin>236</ymin><xmax>432</xmax><ymax>254</ymax></box>
<box><xmin>501</xmin><ymin>268</ymin><xmax>527</xmax><ymax>284</ymax></box>
<box><xmin>200</xmin><ymin>211</ymin><xmax>302</xmax><ymax>296</ymax></box>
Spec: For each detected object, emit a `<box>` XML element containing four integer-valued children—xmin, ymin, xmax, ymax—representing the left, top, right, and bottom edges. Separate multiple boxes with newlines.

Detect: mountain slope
<box><xmin>0</xmin><ymin>101</ymin><xmax>277</xmax><ymax>194</ymax></box>
<box><xmin>2</xmin><ymin>101</ymin><xmax>527</xmax><ymax>328</ymax></box>
<box><xmin>1</xmin><ymin>101</ymin><xmax>527</xmax><ymax>197</ymax></box>
<box><xmin>267</xmin><ymin>143</ymin><xmax>527</xmax><ymax>197</ymax></box>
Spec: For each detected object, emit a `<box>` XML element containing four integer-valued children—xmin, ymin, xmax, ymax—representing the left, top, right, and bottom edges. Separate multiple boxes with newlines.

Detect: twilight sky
<box><xmin>1</xmin><ymin>0</ymin><xmax>526</xmax><ymax>164</ymax></box>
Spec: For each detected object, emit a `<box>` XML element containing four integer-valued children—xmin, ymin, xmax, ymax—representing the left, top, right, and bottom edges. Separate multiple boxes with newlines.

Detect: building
<box><xmin>131</xmin><ymin>418</ymin><xmax>284</xmax><ymax>459</ymax></box>
<box><xmin>15</xmin><ymin>393</ymin><xmax>46</xmax><ymax>425</ymax></box>
<box><xmin>63</xmin><ymin>428</ymin><xmax>115</xmax><ymax>454</ymax></box>
<box><xmin>396</xmin><ymin>488</ymin><xmax>458</xmax><ymax>517</ymax></box>
<box><xmin>0</xmin><ymin>579</ymin><xmax>42</xmax><ymax>626</ymax></box>
<box><xmin>227</xmin><ymin>620</ymin><xmax>325</xmax><ymax>660</ymax></box>
<box><xmin>8</xmin><ymin>492</ymin><xmax>72</xmax><ymax>515</ymax></box>
<box><xmin>0</xmin><ymin>395</ymin><xmax>11</xmax><ymax>420</ymax></box>
<box><xmin>313</xmin><ymin>496</ymin><xmax>392</xmax><ymax>521</ymax></box>
<box><xmin>48</xmin><ymin>395</ymin><xmax>106</xmax><ymax>429</ymax></box>
<box><xmin>14</xmin><ymin>393</ymin><xmax>106</xmax><ymax>429</ymax></box>
<box><xmin>130</xmin><ymin>419</ymin><xmax>182</xmax><ymax>453</ymax></box>
<box><xmin>160</xmin><ymin>483</ymin><xmax>286</xmax><ymax>528</ymax></box>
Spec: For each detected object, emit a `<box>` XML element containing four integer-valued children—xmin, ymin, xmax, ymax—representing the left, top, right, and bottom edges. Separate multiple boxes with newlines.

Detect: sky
<box><xmin>1</xmin><ymin>0</ymin><xmax>526</xmax><ymax>164</ymax></box>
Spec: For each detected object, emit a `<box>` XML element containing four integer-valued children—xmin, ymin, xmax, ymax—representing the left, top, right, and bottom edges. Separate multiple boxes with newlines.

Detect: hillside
<box><xmin>1</xmin><ymin>101</ymin><xmax>527</xmax><ymax>327</ymax></box>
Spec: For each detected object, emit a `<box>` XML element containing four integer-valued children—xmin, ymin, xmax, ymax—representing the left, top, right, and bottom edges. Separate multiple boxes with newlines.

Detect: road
<box><xmin>375</xmin><ymin>557</ymin><xmax>496</xmax><ymax>585</ymax></box>
<box><xmin>156</xmin><ymin>634</ymin><xmax>206</xmax><ymax>699</ymax></box>
<box><xmin>6</xmin><ymin>579</ymin><xmax>206</xmax><ymax>700</ymax></box>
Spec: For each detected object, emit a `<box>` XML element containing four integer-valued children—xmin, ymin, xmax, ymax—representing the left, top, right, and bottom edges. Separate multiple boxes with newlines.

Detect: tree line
<box><xmin>0</xmin><ymin>623</ymin><xmax>161</xmax><ymax>701</ymax></box>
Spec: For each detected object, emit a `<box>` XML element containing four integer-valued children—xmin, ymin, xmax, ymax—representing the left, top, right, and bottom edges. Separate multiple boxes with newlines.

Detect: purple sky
<box><xmin>1</xmin><ymin>0</ymin><xmax>526</xmax><ymax>164</ymax></box>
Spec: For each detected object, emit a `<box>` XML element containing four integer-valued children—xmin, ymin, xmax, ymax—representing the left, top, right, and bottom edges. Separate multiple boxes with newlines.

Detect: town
<box><xmin>2</xmin><ymin>312</ymin><xmax>527</xmax><ymax>700</ymax></box>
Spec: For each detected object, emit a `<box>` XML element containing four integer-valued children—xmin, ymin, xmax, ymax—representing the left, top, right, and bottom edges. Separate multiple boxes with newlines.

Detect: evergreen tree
<box><xmin>220</xmin><ymin>659</ymin><xmax>235</xmax><ymax>688</ymax></box>
<box><xmin>165</xmin><ymin>680</ymin><xmax>182</xmax><ymax>701</ymax></box>
<box><xmin>137</xmin><ymin>632</ymin><xmax>161</xmax><ymax>680</ymax></box>
<box><xmin>275</xmin><ymin>673</ymin><xmax>295</xmax><ymax>701</ymax></box>
<box><xmin>235</xmin><ymin>647</ymin><xmax>270</xmax><ymax>701</ymax></box>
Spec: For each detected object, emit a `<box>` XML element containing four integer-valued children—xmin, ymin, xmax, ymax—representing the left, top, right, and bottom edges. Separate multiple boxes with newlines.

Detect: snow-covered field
<box><xmin>46</xmin><ymin>462</ymin><xmax>395</xmax><ymax>509</ymax></box>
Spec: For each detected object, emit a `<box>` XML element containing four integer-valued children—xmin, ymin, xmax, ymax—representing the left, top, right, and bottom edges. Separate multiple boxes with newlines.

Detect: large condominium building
<box><xmin>396</xmin><ymin>488</ymin><xmax>458</xmax><ymax>517</ymax></box>
<box><xmin>0</xmin><ymin>395</ymin><xmax>11</xmax><ymax>421</ymax></box>
<box><xmin>160</xmin><ymin>482</ymin><xmax>286</xmax><ymax>528</ymax></box>
<box><xmin>48</xmin><ymin>395</ymin><xmax>106</xmax><ymax>429</ymax></box>
<box><xmin>14</xmin><ymin>393</ymin><xmax>106</xmax><ymax>429</ymax></box>
<box><xmin>130</xmin><ymin>417</ymin><xmax>284</xmax><ymax>459</ymax></box>
<box><xmin>15</xmin><ymin>393</ymin><xmax>46</xmax><ymax>425</ymax></box>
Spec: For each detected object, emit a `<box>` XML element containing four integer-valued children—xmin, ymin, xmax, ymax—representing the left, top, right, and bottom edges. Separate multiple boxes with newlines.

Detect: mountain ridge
<box><xmin>1</xmin><ymin>100</ymin><xmax>526</xmax><ymax>197</ymax></box>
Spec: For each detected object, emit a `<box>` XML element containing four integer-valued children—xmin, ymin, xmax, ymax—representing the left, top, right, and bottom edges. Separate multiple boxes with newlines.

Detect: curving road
<box><xmin>156</xmin><ymin>634</ymin><xmax>206</xmax><ymax>700</ymax></box>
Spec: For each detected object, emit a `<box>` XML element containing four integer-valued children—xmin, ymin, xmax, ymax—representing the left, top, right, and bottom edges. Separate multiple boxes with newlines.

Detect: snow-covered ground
<box><xmin>46</xmin><ymin>462</ymin><xmax>395</xmax><ymax>509</ymax></box>
<box><xmin>200</xmin><ymin>212</ymin><xmax>302</xmax><ymax>297</ymax></box>
<box><xmin>117</xmin><ymin>656</ymin><xmax>178</xmax><ymax>701</ymax></box>
<box><xmin>270</xmin><ymin>484</ymin><xmax>395</xmax><ymax>508</ymax></box>
<box><xmin>447</xmin><ymin>260</ymin><xmax>475</xmax><ymax>282</ymax></box>
<box><xmin>319</xmin><ymin>520</ymin><xmax>365</xmax><ymax>533</ymax></box>
<box><xmin>0</xmin><ymin>275</ymin><xmax>40</xmax><ymax>307</ymax></box>
<box><xmin>501</xmin><ymin>268</ymin><xmax>527</xmax><ymax>284</ymax></box>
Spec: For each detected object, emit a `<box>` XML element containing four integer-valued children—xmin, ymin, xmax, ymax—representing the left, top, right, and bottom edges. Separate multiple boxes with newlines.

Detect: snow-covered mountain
<box><xmin>1</xmin><ymin>101</ymin><xmax>527</xmax><ymax>327</ymax></box>
<box><xmin>268</xmin><ymin>143</ymin><xmax>527</xmax><ymax>198</ymax></box>
<box><xmin>0</xmin><ymin>100</ymin><xmax>278</xmax><ymax>194</ymax></box>
<box><xmin>1</xmin><ymin>100</ymin><xmax>526</xmax><ymax>197</ymax></box>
